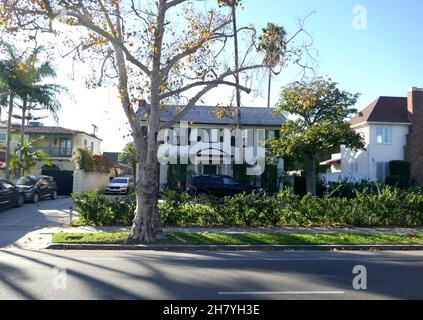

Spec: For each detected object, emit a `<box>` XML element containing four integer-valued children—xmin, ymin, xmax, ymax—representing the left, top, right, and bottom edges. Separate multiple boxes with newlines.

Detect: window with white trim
<box><xmin>376</xmin><ymin>126</ymin><xmax>392</xmax><ymax>144</ymax></box>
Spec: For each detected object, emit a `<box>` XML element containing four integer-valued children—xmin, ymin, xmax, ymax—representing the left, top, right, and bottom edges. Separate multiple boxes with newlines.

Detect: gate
<box><xmin>42</xmin><ymin>170</ymin><xmax>74</xmax><ymax>196</ymax></box>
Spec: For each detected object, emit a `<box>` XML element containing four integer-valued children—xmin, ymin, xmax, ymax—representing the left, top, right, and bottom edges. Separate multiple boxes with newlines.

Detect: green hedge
<box><xmin>386</xmin><ymin>175</ymin><xmax>407</xmax><ymax>189</ymax></box>
<box><xmin>389</xmin><ymin>161</ymin><xmax>411</xmax><ymax>182</ymax></box>
<box><xmin>72</xmin><ymin>187</ymin><xmax>423</xmax><ymax>228</ymax></box>
<box><xmin>73</xmin><ymin>192</ymin><xmax>135</xmax><ymax>226</ymax></box>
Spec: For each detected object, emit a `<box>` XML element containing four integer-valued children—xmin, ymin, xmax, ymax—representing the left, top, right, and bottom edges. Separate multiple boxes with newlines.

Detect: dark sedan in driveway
<box><xmin>186</xmin><ymin>175</ymin><xmax>261</xmax><ymax>197</ymax></box>
<box><xmin>0</xmin><ymin>179</ymin><xmax>24</xmax><ymax>209</ymax></box>
<box><xmin>16</xmin><ymin>176</ymin><xmax>58</xmax><ymax>203</ymax></box>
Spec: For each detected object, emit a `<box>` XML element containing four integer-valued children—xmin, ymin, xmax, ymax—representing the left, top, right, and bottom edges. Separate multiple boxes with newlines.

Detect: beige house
<box><xmin>0</xmin><ymin>122</ymin><xmax>102</xmax><ymax>176</ymax></box>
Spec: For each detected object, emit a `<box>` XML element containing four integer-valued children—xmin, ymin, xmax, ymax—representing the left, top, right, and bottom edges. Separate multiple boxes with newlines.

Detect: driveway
<box><xmin>0</xmin><ymin>197</ymin><xmax>74</xmax><ymax>250</ymax></box>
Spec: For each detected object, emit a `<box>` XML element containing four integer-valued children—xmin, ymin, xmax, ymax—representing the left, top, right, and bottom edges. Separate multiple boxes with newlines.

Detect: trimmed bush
<box><xmin>386</xmin><ymin>175</ymin><xmax>407</xmax><ymax>189</ymax></box>
<box><xmin>389</xmin><ymin>160</ymin><xmax>411</xmax><ymax>182</ymax></box>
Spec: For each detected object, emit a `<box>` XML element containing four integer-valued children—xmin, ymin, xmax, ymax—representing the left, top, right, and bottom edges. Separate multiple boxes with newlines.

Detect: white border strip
<box><xmin>218</xmin><ymin>291</ymin><xmax>345</xmax><ymax>295</ymax></box>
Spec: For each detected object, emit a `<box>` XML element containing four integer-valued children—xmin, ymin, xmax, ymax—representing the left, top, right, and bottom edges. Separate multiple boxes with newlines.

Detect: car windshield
<box><xmin>111</xmin><ymin>178</ymin><xmax>128</xmax><ymax>184</ymax></box>
<box><xmin>16</xmin><ymin>177</ymin><xmax>36</xmax><ymax>186</ymax></box>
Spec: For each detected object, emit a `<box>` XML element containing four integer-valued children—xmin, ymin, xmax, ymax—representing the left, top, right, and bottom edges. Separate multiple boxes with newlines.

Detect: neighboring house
<box><xmin>0</xmin><ymin>122</ymin><xmax>102</xmax><ymax>194</ymax></box>
<box><xmin>103</xmin><ymin>152</ymin><xmax>133</xmax><ymax>177</ymax></box>
<box><xmin>138</xmin><ymin>106</ymin><xmax>285</xmax><ymax>191</ymax></box>
<box><xmin>321</xmin><ymin>87</ymin><xmax>423</xmax><ymax>185</ymax></box>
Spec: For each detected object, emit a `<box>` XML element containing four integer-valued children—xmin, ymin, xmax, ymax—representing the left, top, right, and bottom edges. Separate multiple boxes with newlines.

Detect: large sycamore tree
<box><xmin>1</xmin><ymin>0</ymin><xmax>311</xmax><ymax>242</ymax></box>
<box><xmin>268</xmin><ymin>78</ymin><xmax>365</xmax><ymax>195</ymax></box>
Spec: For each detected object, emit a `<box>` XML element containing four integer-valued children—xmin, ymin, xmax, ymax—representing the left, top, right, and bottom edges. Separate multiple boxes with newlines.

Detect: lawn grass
<box><xmin>71</xmin><ymin>218</ymin><xmax>89</xmax><ymax>228</ymax></box>
<box><xmin>52</xmin><ymin>232</ymin><xmax>423</xmax><ymax>245</ymax></box>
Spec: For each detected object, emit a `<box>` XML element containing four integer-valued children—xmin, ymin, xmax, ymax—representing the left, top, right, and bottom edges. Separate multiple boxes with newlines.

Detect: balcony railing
<box><xmin>35</xmin><ymin>147</ymin><xmax>72</xmax><ymax>158</ymax></box>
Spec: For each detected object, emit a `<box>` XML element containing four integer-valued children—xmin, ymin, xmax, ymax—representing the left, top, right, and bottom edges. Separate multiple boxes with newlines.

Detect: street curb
<box><xmin>46</xmin><ymin>244</ymin><xmax>423</xmax><ymax>251</ymax></box>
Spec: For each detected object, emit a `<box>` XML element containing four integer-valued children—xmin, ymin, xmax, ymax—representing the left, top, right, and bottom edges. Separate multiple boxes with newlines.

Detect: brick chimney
<box><xmin>406</xmin><ymin>87</ymin><xmax>423</xmax><ymax>186</ymax></box>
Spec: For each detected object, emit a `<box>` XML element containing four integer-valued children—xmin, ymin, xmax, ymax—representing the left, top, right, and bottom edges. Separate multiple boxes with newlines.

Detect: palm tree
<box><xmin>0</xmin><ymin>44</ymin><xmax>23</xmax><ymax>179</ymax></box>
<box><xmin>0</xmin><ymin>44</ymin><xmax>66</xmax><ymax>178</ymax></box>
<box><xmin>10</xmin><ymin>46</ymin><xmax>66</xmax><ymax>178</ymax></box>
<box><xmin>257</xmin><ymin>23</ymin><xmax>287</xmax><ymax>108</ymax></box>
<box><xmin>10</xmin><ymin>138</ymin><xmax>52</xmax><ymax>177</ymax></box>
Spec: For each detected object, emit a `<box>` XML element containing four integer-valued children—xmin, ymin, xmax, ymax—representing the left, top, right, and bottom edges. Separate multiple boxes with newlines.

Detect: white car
<box><xmin>104</xmin><ymin>177</ymin><xmax>134</xmax><ymax>195</ymax></box>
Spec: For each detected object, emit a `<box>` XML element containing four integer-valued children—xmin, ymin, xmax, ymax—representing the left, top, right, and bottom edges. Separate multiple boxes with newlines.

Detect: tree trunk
<box><xmin>4</xmin><ymin>94</ymin><xmax>14</xmax><ymax>180</ymax></box>
<box><xmin>305</xmin><ymin>155</ymin><xmax>317</xmax><ymax>196</ymax></box>
<box><xmin>267</xmin><ymin>68</ymin><xmax>272</xmax><ymax>108</ymax></box>
<box><xmin>129</xmin><ymin>137</ymin><xmax>163</xmax><ymax>243</ymax></box>
<box><xmin>17</xmin><ymin>97</ymin><xmax>27</xmax><ymax>178</ymax></box>
<box><xmin>132</xmin><ymin>162</ymin><xmax>137</xmax><ymax>187</ymax></box>
<box><xmin>232</xmin><ymin>5</ymin><xmax>241</xmax><ymax>129</ymax></box>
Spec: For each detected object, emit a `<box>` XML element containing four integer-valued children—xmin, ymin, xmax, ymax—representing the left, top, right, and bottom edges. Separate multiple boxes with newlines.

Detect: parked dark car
<box><xmin>0</xmin><ymin>179</ymin><xmax>25</xmax><ymax>209</ymax></box>
<box><xmin>16</xmin><ymin>176</ymin><xmax>58</xmax><ymax>203</ymax></box>
<box><xmin>187</xmin><ymin>175</ymin><xmax>261</xmax><ymax>197</ymax></box>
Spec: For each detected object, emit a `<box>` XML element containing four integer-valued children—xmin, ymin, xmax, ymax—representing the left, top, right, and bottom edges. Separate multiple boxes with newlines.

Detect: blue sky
<box><xmin>6</xmin><ymin>0</ymin><xmax>421</xmax><ymax>152</ymax></box>
<box><xmin>239</xmin><ymin>0</ymin><xmax>423</xmax><ymax>108</ymax></box>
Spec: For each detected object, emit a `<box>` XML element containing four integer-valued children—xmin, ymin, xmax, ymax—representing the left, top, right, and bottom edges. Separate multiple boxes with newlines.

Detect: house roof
<box><xmin>137</xmin><ymin>106</ymin><xmax>285</xmax><ymax>127</ymax></box>
<box><xmin>350</xmin><ymin>96</ymin><xmax>410</xmax><ymax>126</ymax></box>
<box><xmin>104</xmin><ymin>151</ymin><xmax>131</xmax><ymax>164</ymax></box>
<box><xmin>0</xmin><ymin>122</ymin><xmax>102</xmax><ymax>140</ymax></box>
<box><xmin>103</xmin><ymin>152</ymin><xmax>120</xmax><ymax>163</ymax></box>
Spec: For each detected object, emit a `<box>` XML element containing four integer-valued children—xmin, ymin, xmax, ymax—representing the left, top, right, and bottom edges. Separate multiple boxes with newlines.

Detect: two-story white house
<box><xmin>138</xmin><ymin>106</ymin><xmax>285</xmax><ymax>191</ymax></box>
<box><xmin>321</xmin><ymin>87</ymin><xmax>423</xmax><ymax>184</ymax></box>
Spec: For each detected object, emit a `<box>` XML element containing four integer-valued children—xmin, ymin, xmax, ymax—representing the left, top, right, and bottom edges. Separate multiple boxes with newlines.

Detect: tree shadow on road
<box><xmin>1</xmin><ymin>249</ymin><xmax>423</xmax><ymax>300</ymax></box>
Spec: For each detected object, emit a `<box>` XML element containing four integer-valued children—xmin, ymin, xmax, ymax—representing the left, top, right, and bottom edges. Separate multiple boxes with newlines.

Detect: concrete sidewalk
<box><xmin>56</xmin><ymin>225</ymin><xmax>423</xmax><ymax>235</ymax></box>
<box><xmin>0</xmin><ymin>197</ymin><xmax>74</xmax><ymax>250</ymax></box>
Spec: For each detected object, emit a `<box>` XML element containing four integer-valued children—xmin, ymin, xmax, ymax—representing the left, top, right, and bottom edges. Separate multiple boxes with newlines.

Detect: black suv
<box><xmin>16</xmin><ymin>176</ymin><xmax>59</xmax><ymax>203</ymax></box>
<box><xmin>187</xmin><ymin>175</ymin><xmax>260</xmax><ymax>197</ymax></box>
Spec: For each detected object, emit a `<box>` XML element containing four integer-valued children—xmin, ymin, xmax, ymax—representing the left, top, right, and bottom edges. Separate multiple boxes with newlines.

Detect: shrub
<box><xmin>73</xmin><ymin>148</ymin><xmax>95</xmax><ymax>172</ymax></box>
<box><xmin>389</xmin><ymin>160</ymin><xmax>411</xmax><ymax>182</ymax></box>
<box><xmin>72</xmin><ymin>192</ymin><xmax>136</xmax><ymax>226</ymax></box>
<box><xmin>386</xmin><ymin>175</ymin><xmax>407</xmax><ymax>189</ymax></box>
<box><xmin>321</xmin><ymin>180</ymin><xmax>379</xmax><ymax>199</ymax></box>
<box><xmin>73</xmin><ymin>187</ymin><xmax>423</xmax><ymax>228</ymax></box>
<box><xmin>261</xmin><ymin>165</ymin><xmax>279</xmax><ymax>194</ymax></box>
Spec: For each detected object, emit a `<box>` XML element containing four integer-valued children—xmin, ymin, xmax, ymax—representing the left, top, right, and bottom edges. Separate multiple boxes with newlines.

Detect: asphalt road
<box><xmin>0</xmin><ymin>249</ymin><xmax>422</xmax><ymax>300</ymax></box>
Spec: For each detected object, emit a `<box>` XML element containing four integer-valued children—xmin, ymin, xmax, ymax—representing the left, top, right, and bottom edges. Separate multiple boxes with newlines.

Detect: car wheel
<box><xmin>15</xmin><ymin>195</ymin><xmax>24</xmax><ymax>208</ymax></box>
<box><xmin>51</xmin><ymin>190</ymin><xmax>58</xmax><ymax>200</ymax></box>
<box><xmin>32</xmin><ymin>192</ymin><xmax>39</xmax><ymax>204</ymax></box>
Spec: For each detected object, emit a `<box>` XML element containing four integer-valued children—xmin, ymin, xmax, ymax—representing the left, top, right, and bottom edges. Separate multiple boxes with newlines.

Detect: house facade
<box><xmin>321</xmin><ymin>87</ymin><xmax>423</xmax><ymax>185</ymax></box>
<box><xmin>138</xmin><ymin>106</ymin><xmax>285</xmax><ymax>191</ymax></box>
<box><xmin>0</xmin><ymin>122</ymin><xmax>102</xmax><ymax>193</ymax></box>
<box><xmin>0</xmin><ymin>122</ymin><xmax>102</xmax><ymax>174</ymax></box>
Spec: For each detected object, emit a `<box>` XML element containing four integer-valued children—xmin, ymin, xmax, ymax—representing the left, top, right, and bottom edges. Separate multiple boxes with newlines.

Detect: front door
<box><xmin>203</xmin><ymin>165</ymin><xmax>217</xmax><ymax>175</ymax></box>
